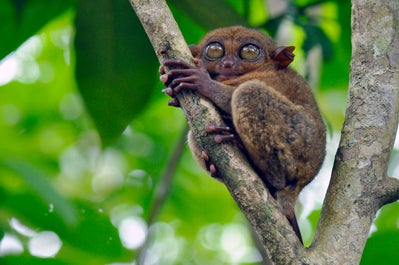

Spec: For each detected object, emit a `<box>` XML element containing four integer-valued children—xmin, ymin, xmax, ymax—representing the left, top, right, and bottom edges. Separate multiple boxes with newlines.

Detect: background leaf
<box><xmin>169</xmin><ymin>0</ymin><xmax>247</xmax><ymax>30</ymax></box>
<box><xmin>303</xmin><ymin>25</ymin><xmax>334</xmax><ymax>60</ymax></box>
<box><xmin>74</xmin><ymin>0</ymin><xmax>158</xmax><ymax>145</ymax></box>
<box><xmin>360</xmin><ymin>230</ymin><xmax>399</xmax><ymax>265</ymax></box>
<box><xmin>1</xmin><ymin>158</ymin><xmax>78</xmax><ymax>226</ymax></box>
<box><xmin>0</xmin><ymin>0</ymin><xmax>76</xmax><ymax>59</ymax></box>
<box><xmin>1</xmin><ymin>255</ymin><xmax>69</xmax><ymax>265</ymax></box>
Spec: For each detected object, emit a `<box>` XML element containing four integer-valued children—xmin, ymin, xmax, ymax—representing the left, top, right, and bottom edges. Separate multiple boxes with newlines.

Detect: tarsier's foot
<box><xmin>201</xmin><ymin>151</ymin><xmax>217</xmax><ymax>177</ymax></box>
<box><xmin>214</xmin><ymin>134</ymin><xmax>236</xmax><ymax>144</ymax></box>
<box><xmin>205</xmin><ymin>124</ymin><xmax>232</xmax><ymax>133</ymax></box>
<box><xmin>161</xmin><ymin>87</ymin><xmax>181</xmax><ymax>107</ymax></box>
<box><xmin>205</xmin><ymin>124</ymin><xmax>236</xmax><ymax>144</ymax></box>
<box><xmin>205</xmin><ymin>123</ymin><xmax>245</xmax><ymax>150</ymax></box>
<box><xmin>167</xmin><ymin>98</ymin><xmax>180</xmax><ymax>107</ymax></box>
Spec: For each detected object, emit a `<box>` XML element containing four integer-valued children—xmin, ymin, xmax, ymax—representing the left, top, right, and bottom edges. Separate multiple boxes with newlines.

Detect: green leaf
<box><xmin>303</xmin><ymin>24</ymin><xmax>334</xmax><ymax>60</ymax></box>
<box><xmin>74</xmin><ymin>0</ymin><xmax>158</xmax><ymax>145</ymax></box>
<box><xmin>306</xmin><ymin>208</ymin><xmax>321</xmax><ymax>244</ymax></box>
<box><xmin>360</xmin><ymin>230</ymin><xmax>399</xmax><ymax>265</ymax></box>
<box><xmin>374</xmin><ymin>202</ymin><xmax>399</xmax><ymax>232</ymax></box>
<box><xmin>319</xmin><ymin>0</ymin><xmax>351</xmax><ymax>91</ymax></box>
<box><xmin>169</xmin><ymin>0</ymin><xmax>247</xmax><ymax>30</ymax></box>
<box><xmin>1</xmin><ymin>255</ymin><xmax>68</xmax><ymax>265</ymax></box>
<box><xmin>0</xmin><ymin>187</ymin><xmax>129</xmax><ymax>260</ymax></box>
<box><xmin>360</xmin><ymin>203</ymin><xmax>399</xmax><ymax>264</ymax></box>
<box><xmin>0</xmin><ymin>227</ymin><xmax>4</xmax><ymax>241</ymax></box>
<box><xmin>59</xmin><ymin>202</ymin><xmax>129</xmax><ymax>259</ymax></box>
<box><xmin>1</xmin><ymin>158</ymin><xmax>78</xmax><ymax>226</ymax></box>
<box><xmin>264</xmin><ymin>15</ymin><xmax>285</xmax><ymax>37</ymax></box>
<box><xmin>0</xmin><ymin>187</ymin><xmax>70</xmax><ymax>232</ymax></box>
<box><xmin>0</xmin><ymin>0</ymin><xmax>75</xmax><ymax>59</ymax></box>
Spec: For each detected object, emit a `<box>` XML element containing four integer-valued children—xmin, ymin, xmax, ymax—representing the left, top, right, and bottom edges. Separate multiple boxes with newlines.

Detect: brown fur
<box><xmin>162</xmin><ymin>26</ymin><xmax>326</xmax><ymax>243</ymax></box>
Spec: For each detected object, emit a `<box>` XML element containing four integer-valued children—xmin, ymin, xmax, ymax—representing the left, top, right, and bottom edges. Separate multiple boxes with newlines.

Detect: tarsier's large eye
<box><xmin>239</xmin><ymin>44</ymin><xmax>260</xmax><ymax>60</ymax></box>
<box><xmin>205</xmin><ymin>42</ymin><xmax>224</xmax><ymax>59</ymax></box>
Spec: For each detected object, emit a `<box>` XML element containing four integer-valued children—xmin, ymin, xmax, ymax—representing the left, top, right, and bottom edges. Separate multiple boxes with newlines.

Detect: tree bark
<box><xmin>129</xmin><ymin>0</ymin><xmax>399</xmax><ymax>264</ymax></box>
<box><xmin>311</xmin><ymin>0</ymin><xmax>399</xmax><ymax>264</ymax></box>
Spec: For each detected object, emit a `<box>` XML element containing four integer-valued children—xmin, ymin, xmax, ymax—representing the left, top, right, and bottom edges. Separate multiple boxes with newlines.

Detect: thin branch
<box><xmin>139</xmin><ymin>125</ymin><xmax>188</xmax><ymax>265</ymax></box>
<box><xmin>147</xmin><ymin>124</ymin><xmax>189</xmax><ymax>224</ymax></box>
<box><xmin>379</xmin><ymin>176</ymin><xmax>399</xmax><ymax>205</ymax></box>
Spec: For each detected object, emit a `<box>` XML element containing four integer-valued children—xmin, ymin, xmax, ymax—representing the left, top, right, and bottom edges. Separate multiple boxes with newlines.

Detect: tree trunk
<box><xmin>311</xmin><ymin>1</ymin><xmax>399</xmax><ymax>264</ymax></box>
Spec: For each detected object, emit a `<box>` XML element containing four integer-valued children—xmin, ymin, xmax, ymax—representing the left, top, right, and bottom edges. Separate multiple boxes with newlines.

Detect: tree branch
<box><xmin>379</xmin><ymin>176</ymin><xmax>399</xmax><ymax>204</ymax></box>
<box><xmin>312</xmin><ymin>1</ymin><xmax>399</xmax><ymax>263</ymax></box>
<box><xmin>147</xmin><ymin>125</ymin><xmax>189</xmax><ymax>224</ymax></box>
<box><xmin>129</xmin><ymin>0</ymin><xmax>305</xmax><ymax>263</ymax></box>
<box><xmin>138</xmin><ymin>125</ymin><xmax>188</xmax><ymax>264</ymax></box>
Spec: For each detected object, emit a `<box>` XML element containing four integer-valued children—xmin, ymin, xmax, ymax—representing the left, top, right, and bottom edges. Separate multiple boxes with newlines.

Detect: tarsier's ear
<box><xmin>272</xmin><ymin>46</ymin><xmax>295</xmax><ymax>68</ymax></box>
<box><xmin>189</xmin><ymin>45</ymin><xmax>200</xmax><ymax>57</ymax></box>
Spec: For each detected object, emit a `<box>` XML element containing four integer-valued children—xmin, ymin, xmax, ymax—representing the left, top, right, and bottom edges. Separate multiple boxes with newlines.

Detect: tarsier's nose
<box><xmin>222</xmin><ymin>57</ymin><xmax>235</xmax><ymax>68</ymax></box>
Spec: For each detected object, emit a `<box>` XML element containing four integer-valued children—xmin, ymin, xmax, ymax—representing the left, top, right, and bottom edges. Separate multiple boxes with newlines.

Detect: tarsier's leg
<box><xmin>187</xmin><ymin>131</ymin><xmax>218</xmax><ymax>178</ymax></box>
<box><xmin>231</xmin><ymin>80</ymin><xmax>325</xmax><ymax>243</ymax></box>
<box><xmin>231</xmin><ymin>80</ymin><xmax>325</xmax><ymax>191</ymax></box>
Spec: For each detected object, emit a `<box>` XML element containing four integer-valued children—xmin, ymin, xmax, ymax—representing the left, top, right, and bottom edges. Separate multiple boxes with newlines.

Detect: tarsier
<box><xmin>160</xmin><ymin>26</ymin><xmax>326</xmax><ymax>243</ymax></box>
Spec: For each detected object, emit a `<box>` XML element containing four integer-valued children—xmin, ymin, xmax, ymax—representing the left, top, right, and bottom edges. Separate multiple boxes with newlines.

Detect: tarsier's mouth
<box><xmin>213</xmin><ymin>71</ymin><xmax>243</xmax><ymax>81</ymax></box>
<box><xmin>215</xmin><ymin>74</ymin><xmax>239</xmax><ymax>81</ymax></box>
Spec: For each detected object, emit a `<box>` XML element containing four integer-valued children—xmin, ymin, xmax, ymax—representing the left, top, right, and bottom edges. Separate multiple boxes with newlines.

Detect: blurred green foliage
<box><xmin>0</xmin><ymin>0</ymin><xmax>398</xmax><ymax>264</ymax></box>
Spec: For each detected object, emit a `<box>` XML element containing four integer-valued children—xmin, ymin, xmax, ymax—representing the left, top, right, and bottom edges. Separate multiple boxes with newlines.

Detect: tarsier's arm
<box><xmin>160</xmin><ymin>58</ymin><xmax>235</xmax><ymax>114</ymax></box>
<box><xmin>160</xmin><ymin>26</ymin><xmax>326</xmax><ymax>244</ymax></box>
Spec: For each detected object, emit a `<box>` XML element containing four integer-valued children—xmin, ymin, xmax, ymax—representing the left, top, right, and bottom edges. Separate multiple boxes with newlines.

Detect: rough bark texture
<box><xmin>311</xmin><ymin>0</ymin><xmax>399</xmax><ymax>264</ymax></box>
<box><xmin>129</xmin><ymin>0</ymin><xmax>399</xmax><ymax>264</ymax></box>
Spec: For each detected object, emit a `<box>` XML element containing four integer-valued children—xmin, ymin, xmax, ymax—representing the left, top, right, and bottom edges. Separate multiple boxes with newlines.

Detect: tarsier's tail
<box><xmin>286</xmin><ymin>209</ymin><xmax>303</xmax><ymax>244</ymax></box>
<box><xmin>276</xmin><ymin>189</ymin><xmax>303</xmax><ymax>244</ymax></box>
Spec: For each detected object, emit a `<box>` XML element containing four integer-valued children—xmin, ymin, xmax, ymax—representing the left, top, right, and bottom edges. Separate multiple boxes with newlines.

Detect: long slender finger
<box><xmin>163</xmin><ymin>59</ymin><xmax>194</xmax><ymax>69</ymax></box>
<box><xmin>205</xmin><ymin>124</ymin><xmax>231</xmax><ymax>133</ymax></box>
<box><xmin>162</xmin><ymin>87</ymin><xmax>174</xmax><ymax>97</ymax></box>
<box><xmin>160</xmin><ymin>74</ymin><xmax>168</xmax><ymax>84</ymax></box>
<box><xmin>214</xmin><ymin>134</ymin><xmax>235</xmax><ymax>144</ymax></box>
<box><xmin>169</xmin><ymin>75</ymin><xmax>199</xmax><ymax>88</ymax></box>
<box><xmin>201</xmin><ymin>151</ymin><xmax>210</xmax><ymax>162</ymax></box>
<box><xmin>167</xmin><ymin>98</ymin><xmax>180</xmax><ymax>107</ymax></box>
<box><xmin>162</xmin><ymin>68</ymin><xmax>198</xmax><ymax>87</ymax></box>
<box><xmin>209</xmin><ymin>164</ymin><xmax>217</xmax><ymax>177</ymax></box>
<box><xmin>193</xmin><ymin>58</ymin><xmax>204</xmax><ymax>68</ymax></box>
<box><xmin>167</xmin><ymin>68</ymin><xmax>198</xmax><ymax>79</ymax></box>
<box><xmin>159</xmin><ymin>65</ymin><xmax>166</xmax><ymax>75</ymax></box>
<box><xmin>173</xmin><ymin>83</ymin><xmax>197</xmax><ymax>94</ymax></box>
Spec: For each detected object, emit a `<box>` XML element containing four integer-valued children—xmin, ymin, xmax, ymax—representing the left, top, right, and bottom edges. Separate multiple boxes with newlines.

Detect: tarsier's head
<box><xmin>190</xmin><ymin>26</ymin><xmax>295</xmax><ymax>82</ymax></box>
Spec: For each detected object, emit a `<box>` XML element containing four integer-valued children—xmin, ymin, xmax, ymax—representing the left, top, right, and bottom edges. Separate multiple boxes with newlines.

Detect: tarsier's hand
<box><xmin>160</xmin><ymin>58</ymin><xmax>213</xmax><ymax>99</ymax></box>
